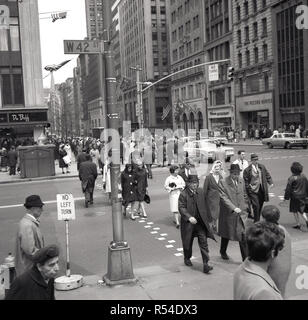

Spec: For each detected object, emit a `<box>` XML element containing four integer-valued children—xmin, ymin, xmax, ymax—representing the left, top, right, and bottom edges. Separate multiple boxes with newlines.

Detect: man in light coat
<box><xmin>233</xmin><ymin>221</ymin><xmax>285</xmax><ymax>300</ymax></box>
<box><xmin>218</xmin><ymin>164</ymin><xmax>249</xmax><ymax>261</ymax></box>
<box><xmin>15</xmin><ymin>195</ymin><xmax>45</xmax><ymax>276</ymax></box>
<box><xmin>232</xmin><ymin>150</ymin><xmax>249</xmax><ymax>178</ymax></box>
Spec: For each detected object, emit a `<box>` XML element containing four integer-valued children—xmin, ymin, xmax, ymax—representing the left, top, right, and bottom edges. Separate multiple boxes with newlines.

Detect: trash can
<box><xmin>18</xmin><ymin>144</ymin><xmax>55</xmax><ymax>178</ymax></box>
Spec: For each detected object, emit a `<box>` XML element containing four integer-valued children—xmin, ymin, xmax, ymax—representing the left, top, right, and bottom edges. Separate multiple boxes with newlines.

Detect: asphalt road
<box><xmin>1</xmin><ymin>145</ymin><xmax>308</xmax><ymax>298</ymax></box>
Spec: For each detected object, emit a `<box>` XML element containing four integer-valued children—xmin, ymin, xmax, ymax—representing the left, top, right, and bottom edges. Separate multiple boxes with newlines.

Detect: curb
<box><xmin>226</xmin><ymin>143</ymin><xmax>263</xmax><ymax>147</ymax></box>
<box><xmin>0</xmin><ymin>174</ymin><xmax>79</xmax><ymax>185</ymax></box>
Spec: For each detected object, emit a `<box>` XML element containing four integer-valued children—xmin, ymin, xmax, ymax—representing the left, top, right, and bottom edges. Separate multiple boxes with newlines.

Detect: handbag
<box><xmin>144</xmin><ymin>193</ymin><xmax>151</xmax><ymax>204</ymax></box>
<box><xmin>62</xmin><ymin>155</ymin><xmax>71</xmax><ymax>165</ymax></box>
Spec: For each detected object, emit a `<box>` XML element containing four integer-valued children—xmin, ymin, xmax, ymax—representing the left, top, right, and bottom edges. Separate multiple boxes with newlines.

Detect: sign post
<box><xmin>54</xmin><ymin>194</ymin><xmax>83</xmax><ymax>291</ymax></box>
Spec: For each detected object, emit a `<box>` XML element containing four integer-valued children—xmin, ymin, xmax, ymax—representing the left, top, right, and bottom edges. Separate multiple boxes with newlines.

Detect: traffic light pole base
<box><xmin>103</xmin><ymin>244</ymin><xmax>137</xmax><ymax>286</ymax></box>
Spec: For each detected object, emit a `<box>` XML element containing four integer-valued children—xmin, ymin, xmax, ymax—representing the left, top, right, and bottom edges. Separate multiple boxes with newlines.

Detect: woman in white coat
<box><xmin>164</xmin><ymin>165</ymin><xmax>185</xmax><ymax>228</ymax></box>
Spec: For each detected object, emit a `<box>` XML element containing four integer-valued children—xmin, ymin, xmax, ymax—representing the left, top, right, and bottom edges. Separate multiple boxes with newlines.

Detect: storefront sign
<box><xmin>0</xmin><ymin>111</ymin><xmax>48</xmax><ymax>124</ymax></box>
<box><xmin>237</xmin><ymin>93</ymin><xmax>273</xmax><ymax>112</ymax></box>
<box><xmin>208</xmin><ymin>108</ymin><xmax>232</xmax><ymax>119</ymax></box>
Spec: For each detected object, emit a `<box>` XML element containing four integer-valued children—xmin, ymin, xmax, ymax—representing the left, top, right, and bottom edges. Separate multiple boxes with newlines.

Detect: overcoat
<box><xmin>58</xmin><ymin>149</ymin><xmax>68</xmax><ymax>168</ymax></box>
<box><xmin>243</xmin><ymin>163</ymin><xmax>273</xmax><ymax>202</ymax></box>
<box><xmin>134</xmin><ymin>166</ymin><xmax>148</xmax><ymax>201</ymax></box>
<box><xmin>15</xmin><ymin>215</ymin><xmax>44</xmax><ymax>276</ymax></box>
<box><xmin>79</xmin><ymin>160</ymin><xmax>98</xmax><ymax>192</ymax></box>
<box><xmin>203</xmin><ymin>173</ymin><xmax>223</xmax><ymax>220</ymax></box>
<box><xmin>178</xmin><ymin>187</ymin><xmax>216</xmax><ymax>249</ymax></box>
<box><xmin>218</xmin><ymin>176</ymin><xmax>249</xmax><ymax>241</ymax></box>
<box><xmin>121</xmin><ymin>169</ymin><xmax>138</xmax><ymax>205</ymax></box>
<box><xmin>164</xmin><ymin>174</ymin><xmax>186</xmax><ymax>212</ymax></box>
<box><xmin>5</xmin><ymin>266</ymin><xmax>55</xmax><ymax>300</ymax></box>
<box><xmin>7</xmin><ymin>149</ymin><xmax>18</xmax><ymax>166</ymax></box>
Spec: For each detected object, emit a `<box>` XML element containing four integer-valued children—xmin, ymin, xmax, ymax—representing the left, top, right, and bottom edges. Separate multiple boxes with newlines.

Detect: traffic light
<box><xmin>228</xmin><ymin>67</ymin><xmax>234</xmax><ymax>81</ymax></box>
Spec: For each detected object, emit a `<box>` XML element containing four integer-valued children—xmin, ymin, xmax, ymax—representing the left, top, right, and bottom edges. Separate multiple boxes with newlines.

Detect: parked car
<box><xmin>183</xmin><ymin>139</ymin><xmax>234</xmax><ymax>163</ymax></box>
<box><xmin>262</xmin><ymin>133</ymin><xmax>308</xmax><ymax>149</ymax></box>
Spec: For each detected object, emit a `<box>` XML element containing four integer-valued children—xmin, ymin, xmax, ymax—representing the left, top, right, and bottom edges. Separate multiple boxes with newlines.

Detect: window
<box><xmin>246</xmin><ymin>50</ymin><xmax>250</xmax><ymax>66</ymax></box>
<box><xmin>0</xmin><ymin>70</ymin><xmax>24</xmax><ymax>106</ymax></box>
<box><xmin>194</xmin><ymin>37</ymin><xmax>200</xmax><ymax>52</ymax></box>
<box><xmin>263</xmin><ymin>44</ymin><xmax>268</xmax><ymax>61</ymax></box>
<box><xmin>160</xmin><ymin>7</ymin><xmax>166</xmax><ymax>14</ymax></box>
<box><xmin>262</xmin><ymin>0</ymin><xmax>266</xmax><ymax>8</ymax></box>
<box><xmin>253</xmin><ymin>22</ymin><xmax>258</xmax><ymax>39</ymax></box>
<box><xmin>193</xmin><ymin>15</ymin><xmax>199</xmax><ymax>29</ymax></box>
<box><xmin>244</xmin><ymin>1</ymin><xmax>248</xmax><ymax>16</ymax></box>
<box><xmin>253</xmin><ymin>0</ymin><xmax>258</xmax><ymax>13</ymax></box>
<box><xmin>246</xmin><ymin>74</ymin><xmax>260</xmax><ymax>93</ymax></box>
<box><xmin>237</xmin><ymin>30</ymin><xmax>242</xmax><ymax>44</ymax></box>
<box><xmin>262</xmin><ymin>18</ymin><xmax>267</xmax><ymax>36</ymax></box>
<box><xmin>239</xmin><ymin>78</ymin><xmax>243</xmax><ymax>95</ymax></box>
<box><xmin>185</xmin><ymin>20</ymin><xmax>191</xmax><ymax>34</ymax></box>
<box><xmin>151</xmin><ymin>6</ymin><xmax>157</xmax><ymax>14</ymax></box>
<box><xmin>245</xmin><ymin>26</ymin><xmax>249</xmax><ymax>43</ymax></box>
<box><xmin>0</xmin><ymin>29</ymin><xmax>9</xmax><ymax>51</ymax></box>
<box><xmin>214</xmin><ymin>88</ymin><xmax>225</xmax><ymax>105</ymax></box>
<box><xmin>264</xmin><ymin>74</ymin><xmax>269</xmax><ymax>90</ymax></box>
<box><xmin>179</xmin><ymin>26</ymin><xmax>184</xmax><ymax>39</ymax></box>
<box><xmin>238</xmin><ymin>53</ymin><xmax>242</xmax><ymax>68</ymax></box>
<box><xmin>237</xmin><ymin>6</ymin><xmax>241</xmax><ymax>21</ymax></box>
<box><xmin>173</xmin><ymin>49</ymin><xmax>178</xmax><ymax>61</ymax></box>
<box><xmin>254</xmin><ymin>47</ymin><xmax>259</xmax><ymax>63</ymax></box>
<box><xmin>188</xmin><ymin>85</ymin><xmax>194</xmax><ymax>99</ymax></box>
<box><xmin>181</xmin><ymin>87</ymin><xmax>186</xmax><ymax>99</ymax></box>
<box><xmin>186</xmin><ymin>41</ymin><xmax>192</xmax><ymax>54</ymax></box>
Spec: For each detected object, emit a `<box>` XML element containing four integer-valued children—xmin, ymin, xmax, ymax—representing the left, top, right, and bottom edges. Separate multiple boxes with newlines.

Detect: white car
<box><xmin>183</xmin><ymin>139</ymin><xmax>234</xmax><ymax>163</ymax></box>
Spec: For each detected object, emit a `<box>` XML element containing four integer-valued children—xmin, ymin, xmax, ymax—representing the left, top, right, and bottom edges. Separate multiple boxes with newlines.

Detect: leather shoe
<box><xmin>203</xmin><ymin>264</ymin><xmax>213</xmax><ymax>274</ymax></box>
<box><xmin>184</xmin><ymin>259</ymin><xmax>193</xmax><ymax>266</ymax></box>
<box><xmin>85</xmin><ymin>201</ymin><xmax>89</xmax><ymax>208</ymax></box>
<box><xmin>220</xmin><ymin>252</ymin><xmax>230</xmax><ymax>260</ymax></box>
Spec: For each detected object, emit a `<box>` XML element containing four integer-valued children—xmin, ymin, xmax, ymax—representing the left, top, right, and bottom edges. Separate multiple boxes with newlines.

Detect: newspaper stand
<box><xmin>54</xmin><ymin>194</ymin><xmax>83</xmax><ymax>291</ymax></box>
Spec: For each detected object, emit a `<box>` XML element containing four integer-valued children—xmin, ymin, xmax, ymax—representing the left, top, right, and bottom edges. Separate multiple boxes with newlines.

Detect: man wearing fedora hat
<box><xmin>178</xmin><ymin>174</ymin><xmax>216</xmax><ymax>274</ymax></box>
<box><xmin>243</xmin><ymin>153</ymin><xmax>274</xmax><ymax>222</ymax></box>
<box><xmin>14</xmin><ymin>195</ymin><xmax>45</xmax><ymax>276</ymax></box>
<box><xmin>218</xmin><ymin>164</ymin><xmax>249</xmax><ymax>261</ymax></box>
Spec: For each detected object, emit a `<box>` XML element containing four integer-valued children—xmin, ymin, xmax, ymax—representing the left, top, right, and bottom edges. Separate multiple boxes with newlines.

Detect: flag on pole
<box><xmin>44</xmin><ymin>60</ymin><xmax>71</xmax><ymax>72</ymax></box>
<box><xmin>161</xmin><ymin>104</ymin><xmax>171</xmax><ymax>120</ymax></box>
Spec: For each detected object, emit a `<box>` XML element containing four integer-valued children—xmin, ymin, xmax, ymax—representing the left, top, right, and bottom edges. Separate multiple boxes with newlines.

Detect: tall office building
<box><xmin>168</xmin><ymin>0</ymin><xmax>206</xmax><ymax>132</ymax></box>
<box><xmin>85</xmin><ymin>0</ymin><xmax>103</xmax><ymax>39</ymax></box>
<box><xmin>272</xmin><ymin>0</ymin><xmax>308</xmax><ymax>129</ymax></box>
<box><xmin>203</xmin><ymin>0</ymin><xmax>234</xmax><ymax>131</ymax></box>
<box><xmin>119</xmin><ymin>0</ymin><xmax>171</xmax><ymax>130</ymax></box>
<box><xmin>0</xmin><ymin>0</ymin><xmax>47</xmax><ymax>142</ymax></box>
<box><xmin>233</xmin><ymin>0</ymin><xmax>275</xmax><ymax>132</ymax></box>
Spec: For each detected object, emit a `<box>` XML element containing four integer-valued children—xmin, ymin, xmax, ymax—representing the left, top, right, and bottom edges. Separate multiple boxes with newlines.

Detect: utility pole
<box><xmin>102</xmin><ymin>0</ymin><xmax>136</xmax><ymax>286</ymax></box>
<box><xmin>130</xmin><ymin>66</ymin><xmax>143</xmax><ymax>129</ymax></box>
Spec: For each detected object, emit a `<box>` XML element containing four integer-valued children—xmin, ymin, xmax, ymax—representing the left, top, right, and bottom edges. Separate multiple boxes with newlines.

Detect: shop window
<box><xmin>214</xmin><ymin>88</ymin><xmax>225</xmax><ymax>105</ymax></box>
<box><xmin>246</xmin><ymin>74</ymin><xmax>260</xmax><ymax>94</ymax></box>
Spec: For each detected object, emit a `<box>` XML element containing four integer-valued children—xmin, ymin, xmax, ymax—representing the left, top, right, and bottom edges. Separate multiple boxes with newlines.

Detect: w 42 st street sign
<box><xmin>63</xmin><ymin>40</ymin><xmax>103</xmax><ymax>54</ymax></box>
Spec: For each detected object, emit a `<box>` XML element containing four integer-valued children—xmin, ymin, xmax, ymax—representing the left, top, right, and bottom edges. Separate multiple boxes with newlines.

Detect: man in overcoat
<box><xmin>15</xmin><ymin>195</ymin><xmax>45</xmax><ymax>276</ymax></box>
<box><xmin>6</xmin><ymin>245</ymin><xmax>59</xmax><ymax>300</ymax></box>
<box><xmin>178</xmin><ymin>175</ymin><xmax>216</xmax><ymax>274</ymax></box>
<box><xmin>7</xmin><ymin>146</ymin><xmax>18</xmax><ymax>175</ymax></box>
<box><xmin>218</xmin><ymin>164</ymin><xmax>249</xmax><ymax>261</ymax></box>
<box><xmin>243</xmin><ymin>153</ymin><xmax>274</xmax><ymax>222</ymax></box>
<box><xmin>79</xmin><ymin>154</ymin><xmax>98</xmax><ymax>208</ymax></box>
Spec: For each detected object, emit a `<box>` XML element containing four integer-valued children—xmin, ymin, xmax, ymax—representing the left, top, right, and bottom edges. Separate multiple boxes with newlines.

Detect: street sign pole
<box><xmin>101</xmin><ymin>1</ymin><xmax>136</xmax><ymax>286</ymax></box>
<box><xmin>65</xmin><ymin>219</ymin><xmax>70</xmax><ymax>277</ymax></box>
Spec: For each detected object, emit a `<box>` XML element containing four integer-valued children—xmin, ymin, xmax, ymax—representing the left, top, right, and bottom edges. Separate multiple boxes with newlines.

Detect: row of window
<box><xmin>238</xmin><ymin>74</ymin><xmax>269</xmax><ymax>96</ymax></box>
<box><xmin>238</xmin><ymin>44</ymin><xmax>268</xmax><ymax>68</ymax></box>
<box><xmin>205</xmin><ymin>18</ymin><xmax>230</xmax><ymax>42</ymax></box>
<box><xmin>0</xmin><ymin>18</ymin><xmax>20</xmax><ymax>52</ymax></box>
<box><xmin>171</xmin><ymin>0</ymin><xmax>200</xmax><ymax>24</ymax></box>
<box><xmin>173</xmin><ymin>82</ymin><xmax>204</xmax><ymax>100</ymax></box>
<box><xmin>172</xmin><ymin>37</ymin><xmax>201</xmax><ymax>62</ymax></box>
<box><xmin>204</xmin><ymin>0</ymin><xmax>229</xmax><ymax>21</ymax></box>
<box><xmin>171</xmin><ymin>15</ymin><xmax>200</xmax><ymax>42</ymax></box>
<box><xmin>236</xmin><ymin>18</ymin><xmax>268</xmax><ymax>46</ymax></box>
<box><xmin>236</xmin><ymin>0</ymin><xmax>267</xmax><ymax>22</ymax></box>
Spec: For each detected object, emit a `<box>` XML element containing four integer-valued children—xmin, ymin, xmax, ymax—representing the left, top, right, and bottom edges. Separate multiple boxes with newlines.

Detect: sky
<box><xmin>38</xmin><ymin>0</ymin><xmax>87</xmax><ymax>88</ymax></box>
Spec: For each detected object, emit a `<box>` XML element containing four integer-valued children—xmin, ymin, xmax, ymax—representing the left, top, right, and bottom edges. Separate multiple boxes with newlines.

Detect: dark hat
<box><xmin>33</xmin><ymin>245</ymin><xmax>59</xmax><ymax>265</ymax></box>
<box><xmin>24</xmin><ymin>195</ymin><xmax>44</xmax><ymax>208</ymax></box>
<box><xmin>251</xmin><ymin>153</ymin><xmax>259</xmax><ymax>160</ymax></box>
<box><xmin>187</xmin><ymin>175</ymin><xmax>199</xmax><ymax>183</ymax></box>
<box><xmin>229</xmin><ymin>164</ymin><xmax>241</xmax><ymax>173</ymax></box>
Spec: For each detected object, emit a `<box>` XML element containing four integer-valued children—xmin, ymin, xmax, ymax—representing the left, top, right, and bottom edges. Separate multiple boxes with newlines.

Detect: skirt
<box><xmin>169</xmin><ymin>189</ymin><xmax>181</xmax><ymax>213</ymax></box>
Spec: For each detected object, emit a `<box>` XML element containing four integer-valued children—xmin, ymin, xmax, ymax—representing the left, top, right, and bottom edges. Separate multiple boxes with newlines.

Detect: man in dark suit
<box><xmin>218</xmin><ymin>164</ymin><xmax>249</xmax><ymax>261</ymax></box>
<box><xmin>7</xmin><ymin>146</ymin><xmax>18</xmax><ymax>175</ymax></box>
<box><xmin>178</xmin><ymin>175</ymin><xmax>216</xmax><ymax>274</ymax></box>
<box><xmin>243</xmin><ymin>153</ymin><xmax>274</xmax><ymax>222</ymax></box>
<box><xmin>76</xmin><ymin>147</ymin><xmax>88</xmax><ymax>171</ymax></box>
<box><xmin>79</xmin><ymin>154</ymin><xmax>98</xmax><ymax>207</ymax></box>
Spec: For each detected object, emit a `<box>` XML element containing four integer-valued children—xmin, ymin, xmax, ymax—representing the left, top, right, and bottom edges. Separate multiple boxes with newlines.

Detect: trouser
<box><xmin>145</xmin><ymin>164</ymin><xmax>152</xmax><ymax>178</ymax></box>
<box><xmin>9</xmin><ymin>165</ymin><xmax>16</xmax><ymax>175</ymax></box>
<box><xmin>249</xmin><ymin>188</ymin><xmax>265</xmax><ymax>222</ymax></box>
<box><xmin>183</xmin><ymin>224</ymin><xmax>209</xmax><ymax>264</ymax></box>
<box><xmin>84</xmin><ymin>187</ymin><xmax>94</xmax><ymax>203</ymax></box>
<box><xmin>220</xmin><ymin>237</ymin><xmax>247</xmax><ymax>261</ymax></box>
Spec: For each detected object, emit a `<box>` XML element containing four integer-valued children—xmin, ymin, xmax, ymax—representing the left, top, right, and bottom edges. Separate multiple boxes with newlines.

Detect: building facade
<box><xmin>168</xmin><ymin>0</ymin><xmax>206</xmax><ymax>133</ymax></box>
<box><xmin>203</xmin><ymin>0</ymin><xmax>234</xmax><ymax>132</ymax></box>
<box><xmin>233</xmin><ymin>0</ymin><xmax>275</xmax><ymax>132</ymax></box>
<box><xmin>85</xmin><ymin>0</ymin><xmax>103</xmax><ymax>40</ymax></box>
<box><xmin>0</xmin><ymin>0</ymin><xmax>47</xmax><ymax>142</ymax></box>
<box><xmin>119</xmin><ymin>0</ymin><xmax>171</xmax><ymax>131</ymax></box>
<box><xmin>272</xmin><ymin>0</ymin><xmax>308</xmax><ymax>130</ymax></box>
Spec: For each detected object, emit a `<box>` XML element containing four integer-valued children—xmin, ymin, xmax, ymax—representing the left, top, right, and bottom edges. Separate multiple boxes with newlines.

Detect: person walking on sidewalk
<box><xmin>243</xmin><ymin>153</ymin><xmax>274</xmax><ymax>222</ymax></box>
<box><xmin>233</xmin><ymin>221</ymin><xmax>285</xmax><ymax>300</ymax></box>
<box><xmin>121</xmin><ymin>164</ymin><xmax>138</xmax><ymax>219</ymax></box>
<box><xmin>7</xmin><ymin>146</ymin><xmax>18</xmax><ymax>175</ymax></box>
<box><xmin>283</xmin><ymin>162</ymin><xmax>308</xmax><ymax>230</ymax></box>
<box><xmin>218</xmin><ymin>164</ymin><xmax>249</xmax><ymax>262</ymax></box>
<box><xmin>261</xmin><ymin>205</ymin><xmax>292</xmax><ymax>298</ymax></box>
<box><xmin>6</xmin><ymin>244</ymin><xmax>60</xmax><ymax>300</ymax></box>
<box><xmin>15</xmin><ymin>195</ymin><xmax>45</xmax><ymax>277</ymax></box>
<box><xmin>164</xmin><ymin>165</ymin><xmax>186</xmax><ymax>228</ymax></box>
<box><xmin>79</xmin><ymin>154</ymin><xmax>98</xmax><ymax>208</ymax></box>
<box><xmin>203</xmin><ymin>160</ymin><xmax>224</xmax><ymax>233</ymax></box>
<box><xmin>76</xmin><ymin>147</ymin><xmax>88</xmax><ymax>171</ymax></box>
<box><xmin>58</xmin><ymin>144</ymin><xmax>70</xmax><ymax>174</ymax></box>
<box><xmin>178</xmin><ymin>175</ymin><xmax>216</xmax><ymax>274</ymax></box>
<box><xmin>232</xmin><ymin>150</ymin><xmax>249</xmax><ymax>178</ymax></box>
